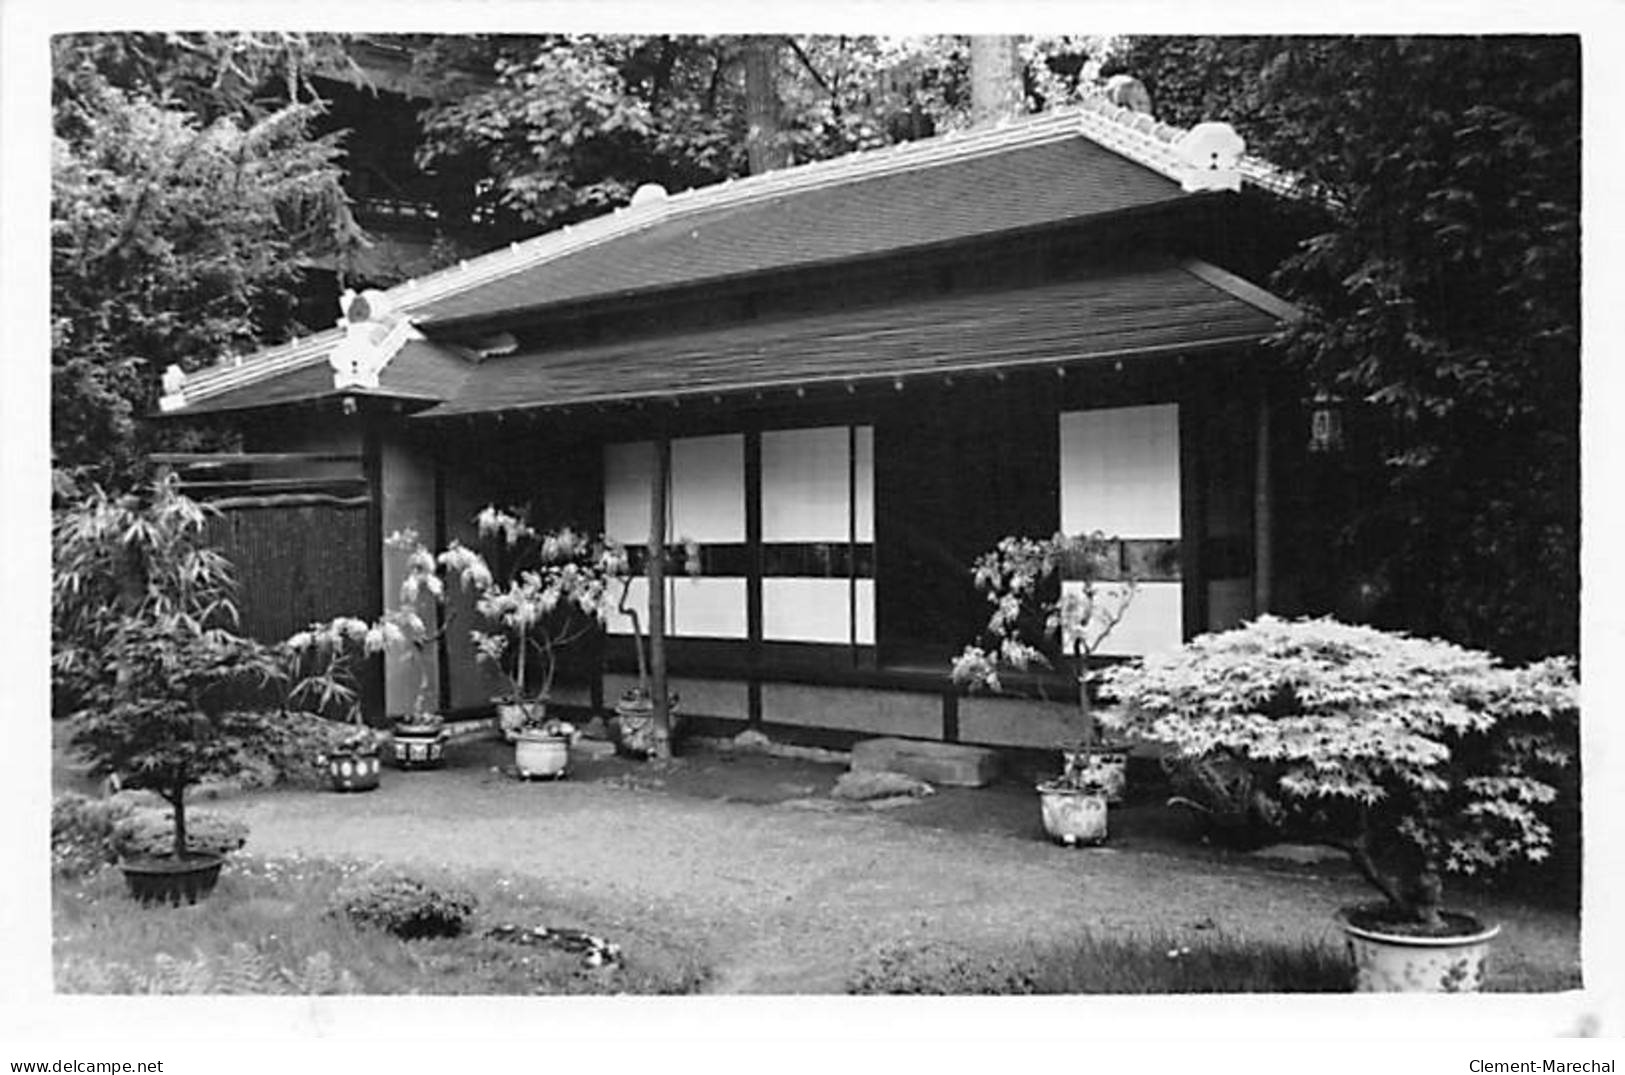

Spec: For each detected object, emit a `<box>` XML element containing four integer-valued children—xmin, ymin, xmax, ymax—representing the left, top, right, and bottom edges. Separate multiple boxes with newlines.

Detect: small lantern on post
<box><xmin>1307</xmin><ymin>390</ymin><xmax>1345</xmax><ymax>454</ymax></box>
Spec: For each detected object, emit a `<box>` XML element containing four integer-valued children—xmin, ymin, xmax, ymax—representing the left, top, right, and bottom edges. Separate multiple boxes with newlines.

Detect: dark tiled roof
<box><xmin>412</xmin><ymin>137</ymin><xmax>1183</xmax><ymax>326</ymax></box>
<box><xmin>169</xmin><ymin>339</ymin><xmax>475</xmax><ymax>416</ymax></box>
<box><xmin>416</xmin><ymin>260</ymin><xmax>1282</xmax><ymax>418</ymax></box>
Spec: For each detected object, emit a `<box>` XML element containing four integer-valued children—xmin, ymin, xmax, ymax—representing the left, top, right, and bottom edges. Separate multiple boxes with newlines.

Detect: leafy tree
<box><xmin>55</xmin><ymin>475</ymin><xmax>281</xmax><ymax>860</ymax></box>
<box><xmin>413</xmin><ymin>34</ymin><xmax>1111</xmax><ymax>232</ymax></box>
<box><xmin>51</xmin><ymin>34</ymin><xmax>365</xmax><ymax>488</ymax></box>
<box><xmin>1107</xmin><ymin>36</ymin><xmax>1579</xmax><ymax>660</ymax></box>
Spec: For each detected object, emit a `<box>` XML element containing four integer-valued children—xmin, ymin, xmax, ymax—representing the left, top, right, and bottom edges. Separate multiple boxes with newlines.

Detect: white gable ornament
<box><xmin>328</xmin><ymin>288</ymin><xmax>403</xmax><ymax>390</ymax></box>
<box><xmin>1175</xmin><ymin>122</ymin><xmax>1246</xmax><ymax>193</ymax></box>
<box><xmin>157</xmin><ymin>363</ymin><xmax>188</xmax><ymax>412</ymax></box>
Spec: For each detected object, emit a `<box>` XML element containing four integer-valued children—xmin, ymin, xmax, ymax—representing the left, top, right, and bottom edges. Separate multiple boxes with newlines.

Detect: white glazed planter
<box><xmin>514</xmin><ymin>732</ymin><xmax>569</xmax><ymax>780</ymax></box>
<box><xmin>1340</xmin><ymin>908</ymin><xmax>1501</xmax><ymax>992</ymax></box>
<box><xmin>1037</xmin><ymin>782</ymin><xmax>1109</xmax><ymax>846</ymax></box>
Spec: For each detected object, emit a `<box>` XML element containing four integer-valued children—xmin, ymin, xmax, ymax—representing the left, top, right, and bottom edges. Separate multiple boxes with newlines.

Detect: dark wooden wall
<box><xmin>204</xmin><ymin>501</ymin><xmax>381</xmax><ymax>716</ymax></box>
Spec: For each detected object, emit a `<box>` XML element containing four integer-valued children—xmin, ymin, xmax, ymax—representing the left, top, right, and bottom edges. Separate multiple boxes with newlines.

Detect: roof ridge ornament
<box><xmin>329</xmin><ymin>288</ymin><xmax>418</xmax><ymax>390</ymax></box>
<box><xmin>157</xmin><ymin>364</ymin><xmax>189</xmax><ymax>412</ymax></box>
<box><xmin>1175</xmin><ymin>122</ymin><xmax>1246</xmax><ymax>193</ymax></box>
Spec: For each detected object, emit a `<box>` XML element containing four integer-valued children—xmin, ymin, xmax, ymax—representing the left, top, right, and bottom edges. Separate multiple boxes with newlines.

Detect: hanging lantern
<box><xmin>1308</xmin><ymin>391</ymin><xmax>1345</xmax><ymax>453</ymax></box>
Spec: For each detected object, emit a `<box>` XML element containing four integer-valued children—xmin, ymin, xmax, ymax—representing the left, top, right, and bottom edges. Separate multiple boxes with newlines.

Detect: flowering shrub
<box><xmin>950</xmin><ymin>531</ymin><xmax>1136</xmax><ymax>744</ymax></box>
<box><xmin>332</xmin><ymin>873</ymin><xmax>477</xmax><ymax>940</ymax></box>
<box><xmin>284</xmin><ymin>530</ymin><xmax>454</xmax><ymax>728</ymax></box>
<box><xmin>1100</xmin><ymin>616</ymin><xmax>1578</xmax><ymax>927</ymax></box>
<box><xmin>287</xmin><ymin>510</ymin><xmax>622</xmax><ymax>733</ymax></box>
<box><xmin>459</xmin><ymin>508</ymin><xmax>621</xmax><ymax>723</ymax></box>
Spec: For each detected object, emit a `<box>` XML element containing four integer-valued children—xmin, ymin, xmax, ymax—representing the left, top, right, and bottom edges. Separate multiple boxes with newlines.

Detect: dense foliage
<box><xmin>1107</xmin><ymin>36</ymin><xmax>1579</xmax><ymax>660</ymax></box>
<box><xmin>51</xmin><ymin>34</ymin><xmax>364</xmax><ymax>487</ymax></box>
<box><xmin>1100</xmin><ymin>617</ymin><xmax>1577</xmax><ymax>927</ymax></box>
<box><xmin>53</xmin><ymin>475</ymin><xmax>281</xmax><ymax>858</ymax></box>
<box><xmin>412</xmin><ymin>35</ymin><xmax>1109</xmax><ymax>233</ymax></box>
<box><xmin>333</xmin><ymin>873</ymin><xmax>477</xmax><ymax>940</ymax></box>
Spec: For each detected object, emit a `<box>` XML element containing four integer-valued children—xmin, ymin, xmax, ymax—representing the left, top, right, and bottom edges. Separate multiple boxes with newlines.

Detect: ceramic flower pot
<box><xmin>514</xmin><ymin>731</ymin><xmax>570</xmax><ymax>779</ymax></box>
<box><xmin>1036</xmin><ymin>781</ymin><xmax>1109</xmax><ymax>846</ymax></box>
<box><xmin>119</xmin><ymin>852</ymin><xmax>225</xmax><ymax>906</ymax></box>
<box><xmin>1340</xmin><ymin>906</ymin><xmax>1501</xmax><ymax>992</ymax></box>
<box><xmin>390</xmin><ymin>723</ymin><xmax>446</xmax><ymax>770</ymax></box>
<box><xmin>1060</xmin><ymin>744</ymin><xmax>1130</xmax><ymax>803</ymax></box>
<box><xmin>325</xmin><ymin>750</ymin><xmax>381</xmax><ymax>792</ymax></box>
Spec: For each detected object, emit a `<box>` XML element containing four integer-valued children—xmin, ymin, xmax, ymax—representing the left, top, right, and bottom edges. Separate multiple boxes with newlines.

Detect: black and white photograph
<box><xmin>3</xmin><ymin>1</ymin><xmax>1618</xmax><ymax>1067</ymax></box>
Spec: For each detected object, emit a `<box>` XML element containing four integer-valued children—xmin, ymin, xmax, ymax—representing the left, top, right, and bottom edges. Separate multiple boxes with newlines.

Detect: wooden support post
<box><xmin>648</xmin><ymin>436</ymin><xmax>672</xmax><ymax>758</ymax></box>
<box><xmin>1253</xmin><ymin>384</ymin><xmax>1274</xmax><ymax>616</ymax></box>
<box><xmin>745</xmin><ymin>430</ymin><xmax>764</xmax><ymax>726</ymax></box>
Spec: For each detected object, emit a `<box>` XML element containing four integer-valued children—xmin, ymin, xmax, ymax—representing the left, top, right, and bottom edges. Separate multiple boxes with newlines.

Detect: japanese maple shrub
<box><xmin>1099</xmin><ymin>616</ymin><xmax>1577</xmax><ymax>931</ymax></box>
<box><xmin>53</xmin><ymin>475</ymin><xmax>280</xmax><ymax>861</ymax></box>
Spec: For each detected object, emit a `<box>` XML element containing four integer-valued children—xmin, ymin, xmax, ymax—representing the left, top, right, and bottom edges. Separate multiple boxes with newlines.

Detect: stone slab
<box><xmin>570</xmin><ymin>739</ymin><xmax>618</xmax><ymax>761</ymax></box>
<box><xmin>849</xmin><ymin>737</ymin><xmax>1000</xmax><ymax>787</ymax></box>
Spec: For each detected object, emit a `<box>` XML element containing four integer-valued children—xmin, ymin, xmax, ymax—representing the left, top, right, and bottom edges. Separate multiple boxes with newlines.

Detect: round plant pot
<box><xmin>514</xmin><ymin>731</ymin><xmax>569</xmax><ymax>780</ymax></box>
<box><xmin>1036</xmin><ymin>781</ymin><xmax>1109</xmax><ymax>846</ymax></box>
<box><xmin>1340</xmin><ymin>906</ymin><xmax>1501</xmax><ymax>993</ymax></box>
<box><xmin>120</xmin><ymin>852</ymin><xmax>225</xmax><ymax>906</ymax></box>
<box><xmin>1061</xmin><ymin>744</ymin><xmax>1130</xmax><ymax>804</ymax></box>
<box><xmin>610</xmin><ymin>695</ymin><xmax>681</xmax><ymax>758</ymax></box>
<box><xmin>390</xmin><ymin>724</ymin><xmax>446</xmax><ymax>770</ymax></box>
<box><xmin>326</xmin><ymin>750</ymin><xmax>380</xmax><ymax>792</ymax></box>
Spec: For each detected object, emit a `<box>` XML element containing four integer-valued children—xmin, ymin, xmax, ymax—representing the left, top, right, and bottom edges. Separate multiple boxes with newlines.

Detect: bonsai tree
<box><xmin>609</xmin><ymin>537</ymin><xmax>699</xmax><ymax>707</ymax></box>
<box><xmin>53</xmin><ymin>475</ymin><xmax>280</xmax><ymax>861</ymax></box>
<box><xmin>1100</xmin><ymin>616</ymin><xmax>1578</xmax><ymax>931</ymax></box>
<box><xmin>950</xmin><ymin>530</ymin><xmax>1138</xmax><ymax>745</ymax></box>
<box><xmin>452</xmin><ymin>507</ymin><xmax>619</xmax><ymax>735</ymax></box>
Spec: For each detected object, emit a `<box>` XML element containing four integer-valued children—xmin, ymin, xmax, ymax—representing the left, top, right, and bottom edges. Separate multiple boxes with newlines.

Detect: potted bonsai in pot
<box><xmin>605</xmin><ymin>538</ymin><xmax>695</xmax><ymax>759</ymax></box>
<box><xmin>279</xmin><ymin>616</ymin><xmax>381</xmax><ymax>792</ymax></box>
<box><xmin>383</xmin><ymin>535</ymin><xmax>452</xmax><ymax>770</ymax></box>
<box><xmin>284</xmin><ymin>533</ymin><xmax>455</xmax><ymax>778</ymax></box>
<box><xmin>53</xmin><ymin>475</ymin><xmax>281</xmax><ymax>904</ymax></box>
<box><xmin>1034</xmin><ymin>748</ymin><xmax>1113</xmax><ymax>847</ymax></box>
<box><xmin>1100</xmin><ymin>616</ymin><xmax>1578</xmax><ymax>992</ymax></box>
<box><xmin>449</xmin><ymin>507</ymin><xmax>618</xmax><ymax>777</ymax></box>
<box><xmin>951</xmin><ymin>530</ymin><xmax>1138</xmax><ymax>802</ymax></box>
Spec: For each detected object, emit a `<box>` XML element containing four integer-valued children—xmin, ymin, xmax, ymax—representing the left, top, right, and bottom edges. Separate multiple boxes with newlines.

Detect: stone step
<box><xmin>849</xmin><ymin>737</ymin><xmax>1000</xmax><ymax>788</ymax></box>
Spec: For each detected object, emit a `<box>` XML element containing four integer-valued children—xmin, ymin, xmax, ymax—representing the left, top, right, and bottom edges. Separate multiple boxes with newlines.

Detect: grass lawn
<box><xmin>53</xmin><ymin>853</ymin><xmax>711</xmax><ymax>995</ymax></box>
<box><xmin>849</xmin><ymin>932</ymin><xmax>1357</xmax><ymax>994</ymax></box>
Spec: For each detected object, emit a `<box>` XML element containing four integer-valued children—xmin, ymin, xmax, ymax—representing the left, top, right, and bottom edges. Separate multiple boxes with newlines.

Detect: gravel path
<box><xmin>203</xmin><ymin>747</ymin><xmax>1581</xmax><ymax>994</ymax></box>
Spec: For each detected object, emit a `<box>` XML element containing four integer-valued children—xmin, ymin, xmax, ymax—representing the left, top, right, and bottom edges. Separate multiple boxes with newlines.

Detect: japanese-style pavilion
<box><xmin>157</xmin><ymin>97</ymin><xmax>1316</xmax><ymax>748</ymax></box>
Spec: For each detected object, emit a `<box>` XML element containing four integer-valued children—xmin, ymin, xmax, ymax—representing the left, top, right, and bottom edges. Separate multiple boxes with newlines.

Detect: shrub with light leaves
<box><xmin>461</xmin><ymin>507</ymin><xmax>622</xmax><ymax>725</ymax></box>
<box><xmin>950</xmin><ymin>530</ymin><xmax>1137</xmax><ymax>745</ymax></box>
<box><xmin>1099</xmin><ymin>616</ymin><xmax>1577</xmax><ymax>928</ymax></box>
<box><xmin>285</xmin><ymin>512</ymin><xmax>622</xmax><ymax>731</ymax></box>
<box><xmin>283</xmin><ymin>530</ymin><xmax>456</xmax><ymax>727</ymax></box>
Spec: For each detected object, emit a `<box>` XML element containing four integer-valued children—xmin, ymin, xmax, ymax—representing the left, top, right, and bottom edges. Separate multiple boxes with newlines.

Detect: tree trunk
<box><xmin>744</xmin><ymin>37</ymin><xmax>787</xmax><ymax>174</ymax></box>
<box><xmin>648</xmin><ymin>437</ymin><xmax>672</xmax><ymax>759</ymax></box>
<box><xmin>969</xmin><ymin>36</ymin><xmax>1023</xmax><ymax>128</ymax></box>
<box><xmin>168</xmin><ymin>775</ymin><xmax>188</xmax><ymax>859</ymax></box>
